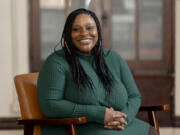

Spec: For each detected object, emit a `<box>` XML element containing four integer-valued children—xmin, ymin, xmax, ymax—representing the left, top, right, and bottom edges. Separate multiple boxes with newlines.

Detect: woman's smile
<box><xmin>77</xmin><ymin>38</ymin><xmax>93</xmax><ymax>44</ymax></box>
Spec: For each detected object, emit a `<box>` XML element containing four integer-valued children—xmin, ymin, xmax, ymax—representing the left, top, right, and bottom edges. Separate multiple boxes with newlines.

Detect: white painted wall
<box><xmin>0</xmin><ymin>0</ymin><xmax>29</xmax><ymax>117</ymax></box>
<box><xmin>0</xmin><ymin>0</ymin><xmax>14</xmax><ymax>117</ymax></box>
<box><xmin>175</xmin><ymin>0</ymin><xmax>180</xmax><ymax>116</ymax></box>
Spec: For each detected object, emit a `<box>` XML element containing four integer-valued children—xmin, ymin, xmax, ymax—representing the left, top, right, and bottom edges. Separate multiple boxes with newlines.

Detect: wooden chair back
<box><xmin>14</xmin><ymin>72</ymin><xmax>43</xmax><ymax>135</ymax></box>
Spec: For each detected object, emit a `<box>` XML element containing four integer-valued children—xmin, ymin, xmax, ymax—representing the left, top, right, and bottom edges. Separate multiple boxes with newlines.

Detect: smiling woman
<box><xmin>37</xmin><ymin>8</ymin><xmax>158</xmax><ymax>135</ymax></box>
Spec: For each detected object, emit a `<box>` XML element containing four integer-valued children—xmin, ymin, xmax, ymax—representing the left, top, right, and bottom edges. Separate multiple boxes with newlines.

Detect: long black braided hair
<box><xmin>55</xmin><ymin>8</ymin><xmax>112</xmax><ymax>96</ymax></box>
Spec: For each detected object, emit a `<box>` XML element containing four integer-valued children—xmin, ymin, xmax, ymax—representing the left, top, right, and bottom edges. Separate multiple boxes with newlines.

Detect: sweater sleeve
<box><xmin>118</xmin><ymin>56</ymin><xmax>141</xmax><ymax>124</ymax></box>
<box><xmin>37</xmin><ymin>58</ymin><xmax>106</xmax><ymax>124</ymax></box>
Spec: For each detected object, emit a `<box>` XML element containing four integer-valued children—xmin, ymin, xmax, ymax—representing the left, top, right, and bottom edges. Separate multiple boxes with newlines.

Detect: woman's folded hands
<box><xmin>104</xmin><ymin>107</ymin><xmax>127</xmax><ymax>130</ymax></box>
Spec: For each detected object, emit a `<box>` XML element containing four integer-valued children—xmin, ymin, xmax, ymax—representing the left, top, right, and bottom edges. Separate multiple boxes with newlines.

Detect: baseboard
<box><xmin>0</xmin><ymin>117</ymin><xmax>22</xmax><ymax>129</ymax></box>
<box><xmin>174</xmin><ymin>116</ymin><xmax>180</xmax><ymax>127</ymax></box>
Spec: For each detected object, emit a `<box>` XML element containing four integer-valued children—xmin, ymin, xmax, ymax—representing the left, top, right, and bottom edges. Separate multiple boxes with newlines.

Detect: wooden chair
<box><xmin>14</xmin><ymin>72</ymin><xmax>170</xmax><ymax>135</ymax></box>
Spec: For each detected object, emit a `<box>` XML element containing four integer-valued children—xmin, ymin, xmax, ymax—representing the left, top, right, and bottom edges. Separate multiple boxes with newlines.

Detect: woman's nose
<box><xmin>80</xmin><ymin>28</ymin><xmax>88</xmax><ymax>36</ymax></box>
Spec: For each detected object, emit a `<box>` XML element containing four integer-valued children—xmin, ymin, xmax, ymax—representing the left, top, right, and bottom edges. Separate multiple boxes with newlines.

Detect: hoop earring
<box><xmin>65</xmin><ymin>41</ymin><xmax>71</xmax><ymax>55</ymax></box>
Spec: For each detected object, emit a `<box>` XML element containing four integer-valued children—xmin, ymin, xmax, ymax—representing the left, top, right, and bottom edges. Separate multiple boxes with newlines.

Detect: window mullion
<box><xmin>135</xmin><ymin>0</ymin><xmax>140</xmax><ymax>62</ymax></box>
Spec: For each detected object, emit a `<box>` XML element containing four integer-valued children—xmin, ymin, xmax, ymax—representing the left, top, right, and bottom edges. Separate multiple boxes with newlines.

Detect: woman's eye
<box><xmin>72</xmin><ymin>28</ymin><xmax>80</xmax><ymax>31</ymax></box>
<box><xmin>87</xmin><ymin>26</ymin><xmax>94</xmax><ymax>30</ymax></box>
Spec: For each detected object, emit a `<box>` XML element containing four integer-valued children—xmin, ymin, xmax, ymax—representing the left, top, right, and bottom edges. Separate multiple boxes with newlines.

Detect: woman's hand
<box><xmin>104</xmin><ymin>117</ymin><xmax>127</xmax><ymax>130</ymax></box>
<box><xmin>104</xmin><ymin>108</ymin><xmax>127</xmax><ymax>130</ymax></box>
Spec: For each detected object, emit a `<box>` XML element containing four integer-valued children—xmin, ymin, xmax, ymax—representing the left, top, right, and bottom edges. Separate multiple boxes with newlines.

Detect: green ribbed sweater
<box><xmin>37</xmin><ymin>48</ymin><xmax>150</xmax><ymax>135</ymax></box>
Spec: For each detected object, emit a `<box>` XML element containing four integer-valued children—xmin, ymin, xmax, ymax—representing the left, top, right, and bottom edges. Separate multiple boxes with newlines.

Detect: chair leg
<box><xmin>148</xmin><ymin>111</ymin><xmax>160</xmax><ymax>135</ymax></box>
<box><xmin>67</xmin><ymin>124</ymin><xmax>77</xmax><ymax>135</ymax></box>
<box><xmin>24</xmin><ymin>124</ymin><xmax>33</xmax><ymax>135</ymax></box>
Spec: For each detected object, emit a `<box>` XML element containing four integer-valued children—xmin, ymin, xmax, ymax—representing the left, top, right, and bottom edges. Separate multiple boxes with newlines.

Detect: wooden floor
<box><xmin>0</xmin><ymin>128</ymin><xmax>179</xmax><ymax>135</ymax></box>
<box><xmin>160</xmin><ymin>128</ymin><xmax>180</xmax><ymax>135</ymax></box>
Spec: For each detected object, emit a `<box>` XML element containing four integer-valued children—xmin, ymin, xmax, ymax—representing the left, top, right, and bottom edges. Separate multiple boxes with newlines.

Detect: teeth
<box><xmin>79</xmin><ymin>39</ymin><xmax>91</xmax><ymax>43</ymax></box>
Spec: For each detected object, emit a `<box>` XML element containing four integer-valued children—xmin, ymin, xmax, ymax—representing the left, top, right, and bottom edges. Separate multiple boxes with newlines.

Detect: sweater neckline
<box><xmin>75</xmin><ymin>50</ymin><xmax>95</xmax><ymax>61</ymax></box>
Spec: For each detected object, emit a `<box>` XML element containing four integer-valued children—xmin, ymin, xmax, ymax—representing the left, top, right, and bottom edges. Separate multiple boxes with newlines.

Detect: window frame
<box><xmin>127</xmin><ymin>0</ymin><xmax>174</xmax><ymax>73</ymax></box>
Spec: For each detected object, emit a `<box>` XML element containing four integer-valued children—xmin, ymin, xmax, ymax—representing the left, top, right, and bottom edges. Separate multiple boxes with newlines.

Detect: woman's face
<box><xmin>71</xmin><ymin>14</ymin><xmax>98</xmax><ymax>56</ymax></box>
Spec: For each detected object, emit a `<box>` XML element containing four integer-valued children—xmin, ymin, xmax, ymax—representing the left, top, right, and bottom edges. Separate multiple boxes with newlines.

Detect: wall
<box><xmin>175</xmin><ymin>0</ymin><xmax>180</xmax><ymax>116</ymax></box>
<box><xmin>0</xmin><ymin>0</ymin><xmax>29</xmax><ymax>117</ymax></box>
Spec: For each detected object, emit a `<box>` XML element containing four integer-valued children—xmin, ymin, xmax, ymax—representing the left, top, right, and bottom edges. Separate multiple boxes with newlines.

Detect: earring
<box><xmin>65</xmin><ymin>41</ymin><xmax>71</xmax><ymax>55</ymax></box>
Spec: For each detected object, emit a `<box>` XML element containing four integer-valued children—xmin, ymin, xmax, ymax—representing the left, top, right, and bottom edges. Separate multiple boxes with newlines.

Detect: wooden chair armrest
<box><xmin>18</xmin><ymin>117</ymin><xmax>87</xmax><ymax>126</ymax></box>
<box><xmin>18</xmin><ymin>117</ymin><xmax>86</xmax><ymax>135</ymax></box>
<box><xmin>139</xmin><ymin>104</ymin><xmax>170</xmax><ymax>111</ymax></box>
<box><xmin>139</xmin><ymin>104</ymin><xmax>169</xmax><ymax>135</ymax></box>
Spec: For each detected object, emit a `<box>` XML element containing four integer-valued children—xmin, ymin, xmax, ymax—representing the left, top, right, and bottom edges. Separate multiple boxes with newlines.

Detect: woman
<box><xmin>38</xmin><ymin>8</ymin><xmax>158</xmax><ymax>135</ymax></box>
